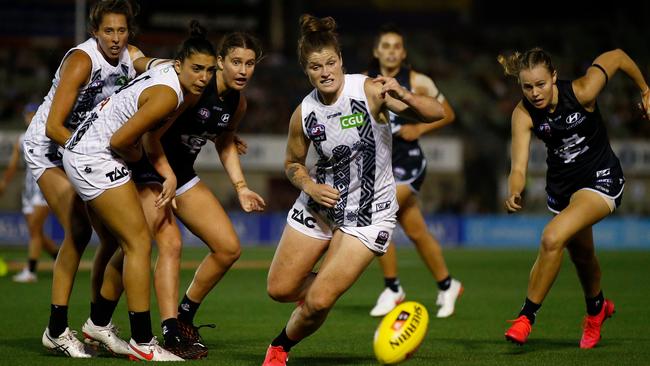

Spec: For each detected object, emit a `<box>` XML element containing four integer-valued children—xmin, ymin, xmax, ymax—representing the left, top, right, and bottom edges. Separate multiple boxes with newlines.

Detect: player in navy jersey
<box><xmin>142</xmin><ymin>31</ymin><xmax>265</xmax><ymax>354</ymax></box>
<box><xmin>499</xmin><ymin>48</ymin><xmax>650</xmax><ymax>348</ymax></box>
<box><xmin>21</xmin><ymin>0</ymin><xmax>153</xmax><ymax>358</ymax></box>
<box><xmin>261</xmin><ymin>15</ymin><xmax>445</xmax><ymax>366</ymax></box>
<box><xmin>366</xmin><ymin>24</ymin><xmax>463</xmax><ymax>319</ymax></box>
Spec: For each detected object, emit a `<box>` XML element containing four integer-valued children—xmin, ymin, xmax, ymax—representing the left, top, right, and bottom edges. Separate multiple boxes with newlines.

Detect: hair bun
<box><xmin>189</xmin><ymin>20</ymin><xmax>207</xmax><ymax>39</ymax></box>
<box><xmin>299</xmin><ymin>14</ymin><xmax>336</xmax><ymax>35</ymax></box>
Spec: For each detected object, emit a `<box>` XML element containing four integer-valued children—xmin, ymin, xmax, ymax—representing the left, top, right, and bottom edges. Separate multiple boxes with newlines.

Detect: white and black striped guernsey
<box><xmin>298</xmin><ymin>74</ymin><xmax>397</xmax><ymax>227</ymax></box>
<box><xmin>65</xmin><ymin>64</ymin><xmax>183</xmax><ymax>159</ymax></box>
<box><xmin>24</xmin><ymin>38</ymin><xmax>135</xmax><ymax>156</ymax></box>
<box><xmin>522</xmin><ymin>79</ymin><xmax>623</xmax><ymax>198</ymax></box>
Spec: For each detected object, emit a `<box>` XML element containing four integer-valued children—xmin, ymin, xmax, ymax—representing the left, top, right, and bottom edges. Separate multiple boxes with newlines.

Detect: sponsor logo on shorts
<box><xmin>340</xmin><ymin>113</ymin><xmax>365</xmax><ymax>129</ymax></box>
<box><xmin>291</xmin><ymin>208</ymin><xmax>316</xmax><ymax>229</ymax></box>
<box><xmin>595</xmin><ymin>185</ymin><xmax>610</xmax><ymax>193</ymax></box>
<box><xmin>105</xmin><ymin>166</ymin><xmax>129</xmax><ymax>182</ymax></box>
<box><xmin>375</xmin><ymin>230</ymin><xmax>389</xmax><ymax>246</ymax></box>
<box><xmin>376</xmin><ymin>201</ymin><xmax>391</xmax><ymax>212</ymax></box>
<box><xmin>596</xmin><ymin>168</ymin><xmax>611</xmax><ymax>178</ymax></box>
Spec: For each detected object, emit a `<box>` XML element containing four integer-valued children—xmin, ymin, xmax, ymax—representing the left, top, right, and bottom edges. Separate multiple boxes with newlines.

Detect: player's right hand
<box><xmin>304</xmin><ymin>182</ymin><xmax>340</xmax><ymax>208</ymax></box>
<box><xmin>505</xmin><ymin>193</ymin><xmax>522</xmax><ymax>213</ymax></box>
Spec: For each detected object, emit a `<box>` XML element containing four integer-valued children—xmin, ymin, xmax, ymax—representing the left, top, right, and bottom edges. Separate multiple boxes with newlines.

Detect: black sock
<box><xmin>586</xmin><ymin>291</ymin><xmax>605</xmax><ymax>316</ymax></box>
<box><xmin>28</xmin><ymin>259</ymin><xmax>37</xmax><ymax>273</ymax></box>
<box><xmin>384</xmin><ymin>277</ymin><xmax>400</xmax><ymax>292</ymax></box>
<box><xmin>129</xmin><ymin>311</ymin><xmax>153</xmax><ymax>344</ymax></box>
<box><xmin>437</xmin><ymin>276</ymin><xmax>452</xmax><ymax>291</ymax></box>
<box><xmin>48</xmin><ymin>304</ymin><xmax>68</xmax><ymax>338</ymax></box>
<box><xmin>161</xmin><ymin>318</ymin><xmax>180</xmax><ymax>344</ymax></box>
<box><xmin>90</xmin><ymin>294</ymin><xmax>119</xmax><ymax>327</ymax></box>
<box><xmin>178</xmin><ymin>294</ymin><xmax>201</xmax><ymax>325</ymax></box>
<box><xmin>518</xmin><ymin>298</ymin><xmax>542</xmax><ymax>324</ymax></box>
<box><xmin>271</xmin><ymin>328</ymin><xmax>299</xmax><ymax>352</ymax></box>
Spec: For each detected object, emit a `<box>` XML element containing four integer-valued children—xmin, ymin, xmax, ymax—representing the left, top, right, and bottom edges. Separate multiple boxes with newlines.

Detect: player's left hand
<box><xmin>238</xmin><ymin>188</ymin><xmax>266</xmax><ymax>212</ymax></box>
<box><xmin>396</xmin><ymin>124</ymin><xmax>422</xmax><ymax>141</ymax></box>
<box><xmin>640</xmin><ymin>87</ymin><xmax>650</xmax><ymax>120</ymax></box>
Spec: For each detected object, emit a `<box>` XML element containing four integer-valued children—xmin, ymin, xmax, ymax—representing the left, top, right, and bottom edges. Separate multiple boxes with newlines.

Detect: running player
<box><xmin>262</xmin><ymin>14</ymin><xmax>445</xmax><ymax>365</ymax></box>
<box><xmin>0</xmin><ymin>103</ymin><xmax>58</xmax><ymax>283</ymax></box>
<box><xmin>500</xmin><ymin>48</ymin><xmax>650</xmax><ymax>348</ymax></box>
<box><xmin>366</xmin><ymin>24</ymin><xmax>463</xmax><ymax>319</ymax></box>
<box><xmin>62</xmin><ymin>21</ymin><xmax>217</xmax><ymax>361</ymax></box>
<box><xmin>22</xmin><ymin>0</ymin><xmax>145</xmax><ymax>357</ymax></box>
<box><xmin>144</xmin><ymin>31</ymin><xmax>265</xmax><ymax>354</ymax></box>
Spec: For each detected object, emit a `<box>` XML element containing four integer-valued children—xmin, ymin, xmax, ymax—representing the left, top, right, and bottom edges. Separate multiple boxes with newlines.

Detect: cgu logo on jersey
<box><xmin>566</xmin><ymin>112</ymin><xmax>586</xmax><ymax>125</ymax></box>
<box><xmin>308</xmin><ymin>124</ymin><xmax>327</xmax><ymax>142</ymax></box>
<box><xmin>340</xmin><ymin>112</ymin><xmax>365</xmax><ymax>129</ymax></box>
<box><xmin>105</xmin><ymin>166</ymin><xmax>129</xmax><ymax>182</ymax></box>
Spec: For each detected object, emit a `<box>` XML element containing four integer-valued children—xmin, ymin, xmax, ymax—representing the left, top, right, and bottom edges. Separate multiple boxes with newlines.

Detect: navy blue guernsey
<box><xmin>523</xmin><ymin>79</ymin><xmax>622</xmax><ymax>198</ymax></box>
<box><xmin>368</xmin><ymin>66</ymin><xmax>427</xmax><ymax>188</ymax></box>
<box><xmin>161</xmin><ymin>75</ymin><xmax>240</xmax><ymax>185</ymax></box>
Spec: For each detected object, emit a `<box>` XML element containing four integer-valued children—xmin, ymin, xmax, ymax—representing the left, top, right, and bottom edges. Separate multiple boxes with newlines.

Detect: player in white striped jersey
<box><xmin>62</xmin><ymin>23</ymin><xmax>216</xmax><ymax>361</ymax></box>
<box><xmin>0</xmin><ymin>103</ymin><xmax>58</xmax><ymax>284</ymax></box>
<box><xmin>262</xmin><ymin>15</ymin><xmax>445</xmax><ymax>365</ymax></box>
<box><xmin>20</xmin><ymin>0</ymin><xmax>150</xmax><ymax>358</ymax></box>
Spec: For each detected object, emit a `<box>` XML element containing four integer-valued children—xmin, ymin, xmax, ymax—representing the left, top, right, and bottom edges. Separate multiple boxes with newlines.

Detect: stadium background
<box><xmin>1</xmin><ymin>0</ymin><xmax>649</xmax><ymax>248</ymax></box>
<box><xmin>1</xmin><ymin>2</ymin><xmax>649</xmax><ymax>366</ymax></box>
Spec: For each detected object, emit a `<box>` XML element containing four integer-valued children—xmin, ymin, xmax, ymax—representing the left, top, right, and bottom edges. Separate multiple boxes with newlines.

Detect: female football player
<box><xmin>500</xmin><ymin>47</ymin><xmax>650</xmax><ymax>348</ymax></box>
<box><xmin>261</xmin><ymin>14</ymin><xmax>445</xmax><ymax>365</ymax></box>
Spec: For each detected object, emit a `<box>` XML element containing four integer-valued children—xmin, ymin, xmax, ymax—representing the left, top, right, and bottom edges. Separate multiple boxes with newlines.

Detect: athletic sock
<box><xmin>90</xmin><ymin>294</ymin><xmax>119</xmax><ymax>327</ymax></box>
<box><xmin>28</xmin><ymin>259</ymin><xmax>37</xmax><ymax>273</ymax></box>
<box><xmin>161</xmin><ymin>318</ymin><xmax>181</xmax><ymax>344</ymax></box>
<box><xmin>586</xmin><ymin>291</ymin><xmax>605</xmax><ymax>316</ymax></box>
<box><xmin>518</xmin><ymin>298</ymin><xmax>541</xmax><ymax>324</ymax></box>
<box><xmin>178</xmin><ymin>294</ymin><xmax>201</xmax><ymax>325</ymax></box>
<box><xmin>437</xmin><ymin>275</ymin><xmax>452</xmax><ymax>291</ymax></box>
<box><xmin>384</xmin><ymin>277</ymin><xmax>400</xmax><ymax>292</ymax></box>
<box><xmin>129</xmin><ymin>311</ymin><xmax>154</xmax><ymax>344</ymax></box>
<box><xmin>48</xmin><ymin>304</ymin><xmax>68</xmax><ymax>338</ymax></box>
<box><xmin>271</xmin><ymin>327</ymin><xmax>299</xmax><ymax>352</ymax></box>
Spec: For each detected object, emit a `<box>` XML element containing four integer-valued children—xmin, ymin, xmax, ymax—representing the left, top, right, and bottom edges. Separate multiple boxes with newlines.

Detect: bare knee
<box><xmin>267</xmin><ymin>279</ymin><xmax>298</xmax><ymax>303</ymax></box>
<box><xmin>157</xmin><ymin>236</ymin><xmax>183</xmax><ymax>262</ymax></box>
<box><xmin>209</xmin><ymin>237</ymin><xmax>241</xmax><ymax>266</ymax></box>
<box><xmin>540</xmin><ymin>229</ymin><xmax>565</xmax><ymax>253</ymax></box>
<box><xmin>303</xmin><ymin>293</ymin><xmax>335</xmax><ymax>317</ymax></box>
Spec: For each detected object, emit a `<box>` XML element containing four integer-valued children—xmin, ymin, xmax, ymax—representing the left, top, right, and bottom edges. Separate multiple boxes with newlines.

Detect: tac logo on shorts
<box><xmin>596</xmin><ymin>168</ymin><xmax>610</xmax><ymax>178</ymax></box>
<box><xmin>308</xmin><ymin>124</ymin><xmax>327</xmax><ymax>142</ymax></box>
<box><xmin>340</xmin><ymin>113</ymin><xmax>365</xmax><ymax>129</ymax></box>
<box><xmin>375</xmin><ymin>201</ymin><xmax>391</xmax><ymax>212</ymax></box>
<box><xmin>291</xmin><ymin>208</ymin><xmax>316</xmax><ymax>229</ymax></box>
<box><xmin>105</xmin><ymin>166</ymin><xmax>129</xmax><ymax>182</ymax></box>
<box><xmin>197</xmin><ymin>108</ymin><xmax>210</xmax><ymax>120</ymax></box>
<box><xmin>375</xmin><ymin>230</ymin><xmax>389</xmax><ymax>246</ymax></box>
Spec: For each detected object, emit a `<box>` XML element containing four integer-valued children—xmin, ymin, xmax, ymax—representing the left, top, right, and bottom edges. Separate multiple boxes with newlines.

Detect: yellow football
<box><xmin>373</xmin><ymin>301</ymin><xmax>429</xmax><ymax>365</ymax></box>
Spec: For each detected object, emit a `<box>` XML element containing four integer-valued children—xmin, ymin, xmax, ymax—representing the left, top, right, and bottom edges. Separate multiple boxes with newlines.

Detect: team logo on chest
<box><xmin>197</xmin><ymin>108</ymin><xmax>211</xmax><ymax>121</ymax></box>
<box><xmin>340</xmin><ymin>112</ymin><xmax>365</xmax><ymax>129</ymax></box>
<box><xmin>308</xmin><ymin>124</ymin><xmax>327</xmax><ymax>142</ymax></box>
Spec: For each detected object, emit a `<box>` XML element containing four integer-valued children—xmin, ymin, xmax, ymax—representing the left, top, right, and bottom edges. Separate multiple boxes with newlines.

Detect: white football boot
<box><xmin>370</xmin><ymin>286</ymin><xmax>406</xmax><ymax>317</ymax></box>
<box><xmin>82</xmin><ymin>318</ymin><xmax>131</xmax><ymax>355</ymax></box>
<box><xmin>13</xmin><ymin>267</ymin><xmax>37</xmax><ymax>283</ymax></box>
<box><xmin>127</xmin><ymin>337</ymin><xmax>184</xmax><ymax>362</ymax></box>
<box><xmin>436</xmin><ymin>279</ymin><xmax>463</xmax><ymax>318</ymax></box>
<box><xmin>42</xmin><ymin>327</ymin><xmax>94</xmax><ymax>358</ymax></box>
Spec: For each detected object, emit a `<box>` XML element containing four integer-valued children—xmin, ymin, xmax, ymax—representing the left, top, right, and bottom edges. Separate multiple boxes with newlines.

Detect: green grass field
<box><xmin>0</xmin><ymin>246</ymin><xmax>648</xmax><ymax>365</ymax></box>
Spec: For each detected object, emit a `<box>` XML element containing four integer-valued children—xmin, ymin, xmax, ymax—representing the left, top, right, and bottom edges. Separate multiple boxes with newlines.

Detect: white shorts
<box><xmin>22</xmin><ymin>176</ymin><xmax>48</xmax><ymax>215</ymax></box>
<box><xmin>23</xmin><ymin>139</ymin><xmax>63</xmax><ymax>181</ymax></box>
<box><xmin>286</xmin><ymin>199</ymin><xmax>396</xmax><ymax>255</ymax></box>
<box><xmin>176</xmin><ymin>176</ymin><xmax>200</xmax><ymax>196</ymax></box>
<box><xmin>62</xmin><ymin>151</ymin><xmax>131</xmax><ymax>201</ymax></box>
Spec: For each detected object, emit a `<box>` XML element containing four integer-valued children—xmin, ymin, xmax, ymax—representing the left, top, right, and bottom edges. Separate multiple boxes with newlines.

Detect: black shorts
<box><xmin>392</xmin><ymin>145</ymin><xmax>427</xmax><ymax>192</ymax></box>
<box><xmin>128</xmin><ymin>157</ymin><xmax>164</xmax><ymax>186</ymax></box>
<box><xmin>547</xmin><ymin>166</ymin><xmax>625</xmax><ymax>213</ymax></box>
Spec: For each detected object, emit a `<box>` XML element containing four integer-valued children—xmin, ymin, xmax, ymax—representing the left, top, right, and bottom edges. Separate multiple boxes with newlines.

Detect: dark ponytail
<box><xmin>175</xmin><ymin>20</ymin><xmax>216</xmax><ymax>62</ymax></box>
